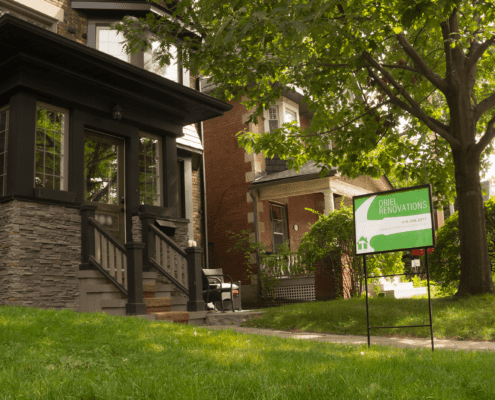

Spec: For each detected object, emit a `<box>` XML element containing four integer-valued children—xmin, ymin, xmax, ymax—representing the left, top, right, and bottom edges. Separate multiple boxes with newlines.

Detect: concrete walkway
<box><xmin>206</xmin><ymin>325</ymin><xmax>495</xmax><ymax>352</ymax></box>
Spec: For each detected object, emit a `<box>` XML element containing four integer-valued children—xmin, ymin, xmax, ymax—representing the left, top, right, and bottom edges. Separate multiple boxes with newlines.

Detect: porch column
<box><xmin>125</xmin><ymin>242</ymin><xmax>147</xmax><ymax>315</ymax></box>
<box><xmin>322</xmin><ymin>189</ymin><xmax>335</xmax><ymax>215</ymax></box>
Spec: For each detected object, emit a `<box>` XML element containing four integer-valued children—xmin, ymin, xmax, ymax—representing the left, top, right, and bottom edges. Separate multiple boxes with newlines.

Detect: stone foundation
<box><xmin>0</xmin><ymin>199</ymin><xmax>81</xmax><ymax>310</ymax></box>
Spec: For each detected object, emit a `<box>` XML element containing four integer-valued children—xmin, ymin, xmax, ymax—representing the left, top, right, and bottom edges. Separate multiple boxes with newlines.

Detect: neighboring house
<box><xmin>201</xmin><ymin>82</ymin><xmax>394</xmax><ymax>305</ymax></box>
<box><xmin>0</xmin><ymin>1</ymin><xmax>231</xmax><ymax>319</ymax></box>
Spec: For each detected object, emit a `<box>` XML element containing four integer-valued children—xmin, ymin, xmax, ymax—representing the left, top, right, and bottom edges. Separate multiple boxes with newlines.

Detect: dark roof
<box><xmin>250</xmin><ymin>160</ymin><xmax>338</xmax><ymax>189</ymax></box>
<box><xmin>0</xmin><ymin>15</ymin><xmax>232</xmax><ymax>132</ymax></box>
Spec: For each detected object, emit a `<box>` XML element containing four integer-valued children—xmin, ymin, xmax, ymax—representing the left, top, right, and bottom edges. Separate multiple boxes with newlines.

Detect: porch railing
<box><xmin>148</xmin><ymin>224</ymin><xmax>189</xmax><ymax>296</ymax></box>
<box><xmin>91</xmin><ymin>218</ymin><xmax>128</xmax><ymax>291</ymax></box>
<box><xmin>260</xmin><ymin>254</ymin><xmax>305</xmax><ymax>278</ymax></box>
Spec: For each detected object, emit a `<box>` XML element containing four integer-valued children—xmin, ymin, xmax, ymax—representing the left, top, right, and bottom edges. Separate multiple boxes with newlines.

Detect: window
<box><xmin>139</xmin><ymin>134</ymin><xmax>162</xmax><ymax>206</ymax></box>
<box><xmin>177</xmin><ymin>159</ymin><xmax>185</xmax><ymax>218</ymax></box>
<box><xmin>270</xmin><ymin>203</ymin><xmax>289</xmax><ymax>252</ymax></box>
<box><xmin>96</xmin><ymin>27</ymin><xmax>130</xmax><ymax>62</ymax></box>
<box><xmin>35</xmin><ymin>103</ymin><xmax>68</xmax><ymax>190</ymax></box>
<box><xmin>268</xmin><ymin>106</ymin><xmax>279</xmax><ymax>133</ymax></box>
<box><xmin>0</xmin><ymin>106</ymin><xmax>8</xmax><ymax>196</ymax></box>
<box><xmin>144</xmin><ymin>41</ymin><xmax>180</xmax><ymax>82</ymax></box>
<box><xmin>285</xmin><ymin>108</ymin><xmax>298</xmax><ymax>124</ymax></box>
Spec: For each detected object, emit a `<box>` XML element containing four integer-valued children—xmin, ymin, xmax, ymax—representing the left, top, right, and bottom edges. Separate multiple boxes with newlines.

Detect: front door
<box><xmin>83</xmin><ymin>131</ymin><xmax>125</xmax><ymax>242</ymax></box>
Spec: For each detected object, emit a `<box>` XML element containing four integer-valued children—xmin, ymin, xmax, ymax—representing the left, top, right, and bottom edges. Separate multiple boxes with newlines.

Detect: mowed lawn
<box><xmin>243</xmin><ymin>294</ymin><xmax>495</xmax><ymax>341</ymax></box>
<box><xmin>1</xmin><ymin>305</ymin><xmax>495</xmax><ymax>399</ymax></box>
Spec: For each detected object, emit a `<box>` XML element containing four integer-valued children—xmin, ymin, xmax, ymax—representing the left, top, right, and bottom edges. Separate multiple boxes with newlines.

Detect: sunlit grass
<box><xmin>243</xmin><ymin>294</ymin><xmax>495</xmax><ymax>341</ymax></box>
<box><xmin>1</xmin><ymin>305</ymin><xmax>495</xmax><ymax>399</ymax></box>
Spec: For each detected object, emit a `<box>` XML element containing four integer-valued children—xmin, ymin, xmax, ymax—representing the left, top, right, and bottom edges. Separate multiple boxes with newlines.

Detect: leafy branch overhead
<box><xmin>116</xmin><ymin>0</ymin><xmax>495</xmax><ymax>295</ymax></box>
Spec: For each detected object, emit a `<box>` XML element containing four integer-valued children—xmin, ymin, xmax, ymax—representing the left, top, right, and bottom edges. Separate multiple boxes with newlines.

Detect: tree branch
<box><xmin>473</xmin><ymin>114</ymin><xmax>495</xmax><ymax>158</ymax></box>
<box><xmin>466</xmin><ymin>35</ymin><xmax>495</xmax><ymax>72</ymax></box>
<box><xmin>396</xmin><ymin>34</ymin><xmax>449</xmax><ymax>93</ymax></box>
<box><xmin>362</xmin><ymin>55</ymin><xmax>458</xmax><ymax>147</ymax></box>
<box><xmin>380</xmin><ymin>64</ymin><xmax>420</xmax><ymax>73</ymax></box>
<box><xmin>474</xmin><ymin>92</ymin><xmax>495</xmax><ymax>121</ymax></box>
<box><xmin>440</xmin><ymin>21</ymin><xmax>454</xmax><ymax>82</ymax></box>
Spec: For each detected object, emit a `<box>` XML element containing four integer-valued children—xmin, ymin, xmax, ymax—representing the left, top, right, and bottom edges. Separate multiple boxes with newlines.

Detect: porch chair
<box><xmin>202</xmin><ymin>268</ymin><xmax>240</xmax><ymax>312</ymax></box>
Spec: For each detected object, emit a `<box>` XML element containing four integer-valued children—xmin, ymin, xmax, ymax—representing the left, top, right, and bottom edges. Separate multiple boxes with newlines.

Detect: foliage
<box><xmin>226</xmin><ymin>230</ymin><xmax>305</xmax><ymax>300</ymax></box>
<box><xmin>116</xmin><ymin>0</ymin><xmax>495</xmax><ymax>294</ymax></box>
<box><xmin>430</xmin><ymin>196</ymin><xmax>495</xmax><ymax>296</ymax></box>
<box><xmin>298</xmin><ymin>205</ymin><xmax>404</xmax><ymax>297</ymax></box>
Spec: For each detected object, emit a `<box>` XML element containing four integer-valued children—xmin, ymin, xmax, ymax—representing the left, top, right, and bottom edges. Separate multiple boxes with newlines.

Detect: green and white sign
<box><xmin>353</xmin><ymin>185</ymin><xmax>435</xmax><ymax>255</ymax></box>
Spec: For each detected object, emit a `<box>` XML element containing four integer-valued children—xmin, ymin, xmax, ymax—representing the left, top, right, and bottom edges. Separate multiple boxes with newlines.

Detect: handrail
<box><xmin>148</xmin><ymin>224</ymin><xmax>186</xmax><ymax>258</ymax></box>
<box><xmin>89</xmin><ymin>255</ymin><xmax>128</xmax><ymax>298</ymax></box>
<box><xmin>88</xmin><ymin>217</ymin><xmax>127</xmax><ymax>255</ymax></box>
<box><xmin>149</xmin><ymin>258</ymin><xmax>189</xmax><ymax>296</ymax></box>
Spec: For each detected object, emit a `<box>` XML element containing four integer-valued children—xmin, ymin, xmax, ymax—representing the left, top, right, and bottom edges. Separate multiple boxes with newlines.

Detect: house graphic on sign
<box><xmin>358</xmin><ymin>237</ymin><xmax>368</xmax><ymax>250</ymax></box>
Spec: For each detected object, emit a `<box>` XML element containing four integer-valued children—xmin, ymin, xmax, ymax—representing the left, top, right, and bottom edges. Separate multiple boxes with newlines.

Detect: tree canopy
<box><xmin>117</xmin><ymin>0</ymin><xmax>495</xmax><ymax>295</ymax></box>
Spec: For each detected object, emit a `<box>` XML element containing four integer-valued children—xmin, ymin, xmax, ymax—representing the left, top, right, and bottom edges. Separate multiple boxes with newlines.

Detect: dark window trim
<box><xmin>177</xmin><ymin>158</ymin><xmax>186</xmax><ymax>219</ymax></box>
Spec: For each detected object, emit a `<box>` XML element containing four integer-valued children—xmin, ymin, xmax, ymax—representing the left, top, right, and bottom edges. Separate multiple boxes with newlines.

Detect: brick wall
<box><xmin>55</xmin><ymin>0</ymin><xmax>88</xmax><ymax>44</ymax></box>
<box><xmin>0</xmin><ymin>200</ymin><xmax>81</xmax><ymax>310</ymax></box>
<box><xmin>204</xmin><ymin>99</ymin><xmax>254</xmax><ymax>283</ymax></box>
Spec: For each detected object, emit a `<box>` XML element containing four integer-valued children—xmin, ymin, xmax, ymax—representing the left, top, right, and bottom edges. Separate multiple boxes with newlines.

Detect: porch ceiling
<box><xmin>253</xmin><ymin>176</ymin><xmax>372</xmax><ymax>201</ymax></box>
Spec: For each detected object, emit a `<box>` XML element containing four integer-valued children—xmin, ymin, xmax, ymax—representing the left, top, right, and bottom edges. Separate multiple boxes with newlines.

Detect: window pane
<box><xmin>139</xmin><ymin>135</ymin><xmax>161</xmax><ymax>206</ymax></box>
<box><xmin>84</xmin><ymin>137</ymin><xmax>119</xmax><ymax>204</ymax></box>
<box><xmin>97</xmin><ymin>28</ymin><xmax>129</xmax><ymax>62</ymax></box>
<box><xmin>35</xmin><ymin>106</ymin><xmax>66</xmax><ymax>191</ymax></box>
<box><xmin>144</xmin><ymin>41</ymin><xmax>178</xmax><ymax>82</ymax></box>
<box><xmin>285</xmin><ymin>109</ymin><xmax>297</xmax><ymax>123</ymax></box>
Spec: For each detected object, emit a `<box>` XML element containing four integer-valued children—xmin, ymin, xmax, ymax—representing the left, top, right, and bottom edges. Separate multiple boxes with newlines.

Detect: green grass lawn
<box><xmin>2</xmin><ymin>305</ymin><xmax>495</xmax><ymax>399</ymax></box>
<box><xmin>242</xmin><ymin>294</ymin><xmax>495</xmax><ymax>341</ymax></box>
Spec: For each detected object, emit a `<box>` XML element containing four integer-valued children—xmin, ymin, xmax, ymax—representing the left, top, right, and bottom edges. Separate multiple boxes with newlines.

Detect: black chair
<box><xmin>202</xmin><ymin>268</ymin><xmax>238</xmax><ymax>312</ymax></box>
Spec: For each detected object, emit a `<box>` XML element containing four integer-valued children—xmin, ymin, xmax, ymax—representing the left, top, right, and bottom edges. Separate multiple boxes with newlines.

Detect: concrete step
<box><xmin>78</xmin><ymin>270</ymin><xmax>110</xmax><ymax>285</ymax></box>
<box><xmin>84</xmin><ymin>284</ymin><xmax>124</xmax><ymax>299</ymax></box>
<box><xmin>188</xmin><ymin>311</ymin><xmax>207</xmax><ymax>326</ymax></box>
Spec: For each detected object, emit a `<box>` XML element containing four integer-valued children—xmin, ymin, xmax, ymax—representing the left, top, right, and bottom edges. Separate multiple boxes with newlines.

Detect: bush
<box><xmin>429</xmin><ymin>197</ymin><xmax>495</xmax><ymax>296</ymax></box>
<box><xmin>298</xmin><ymin>205</ymin><xmax>404</xmax><ymax>297</ymax></box>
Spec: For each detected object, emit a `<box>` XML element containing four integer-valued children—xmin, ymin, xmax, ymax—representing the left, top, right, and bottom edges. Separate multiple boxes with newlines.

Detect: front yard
<box><xmin>1</xmin><ymin>305</ymin><xmax>495</xmax><ymax>399</ymax></box>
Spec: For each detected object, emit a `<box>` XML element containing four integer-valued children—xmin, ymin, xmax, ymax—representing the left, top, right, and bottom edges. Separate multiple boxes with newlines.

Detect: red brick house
<box><xmin>201</xmin><ymin>84</ymin><xmax>394</xmax><ymax>305</ymax></box>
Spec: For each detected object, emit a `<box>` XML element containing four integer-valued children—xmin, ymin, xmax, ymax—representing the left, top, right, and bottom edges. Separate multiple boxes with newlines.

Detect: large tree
<box><xmin>117</xmin><ymin>0</ymin><xmax>495</xmax><ymax>296</ymax></box>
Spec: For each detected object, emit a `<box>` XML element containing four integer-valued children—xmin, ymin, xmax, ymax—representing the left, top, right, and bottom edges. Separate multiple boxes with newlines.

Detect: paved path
<box><xmin>206</xmin><ymin>325</ymin><xmax>495</xmax><ymax>352</ymax></box>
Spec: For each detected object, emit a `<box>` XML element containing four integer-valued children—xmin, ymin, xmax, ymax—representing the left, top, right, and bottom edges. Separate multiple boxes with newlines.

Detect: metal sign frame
<box><xmin>353</xmin><ymin>184</ymin><xmax>435</xmax><ymax>352</ymax></box>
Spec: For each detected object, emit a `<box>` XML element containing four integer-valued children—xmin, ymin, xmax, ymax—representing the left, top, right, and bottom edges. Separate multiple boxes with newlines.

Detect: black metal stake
<box><xmin>425</xmin><ymin>248</ymin><xmax>435</xmax><ymax>351</ymax></box>
<box><xmin>363</xmin><ymin>255</ymin><xmax>370</xmax><ymax>347</ymax></box>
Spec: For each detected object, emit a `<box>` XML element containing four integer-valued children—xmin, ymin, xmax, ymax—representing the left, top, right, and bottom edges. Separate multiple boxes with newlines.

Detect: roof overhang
<box><xmin>0</xmin><ymin>15</ymin><xmax>232</xmax><ymax>136</ymax></box>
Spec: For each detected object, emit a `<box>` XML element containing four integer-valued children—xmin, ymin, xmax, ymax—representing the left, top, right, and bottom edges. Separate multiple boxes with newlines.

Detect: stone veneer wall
<box><xmin>0</xmin><ymin>199</ymin><xmax>81</xmax><ymax>310</ymax></box>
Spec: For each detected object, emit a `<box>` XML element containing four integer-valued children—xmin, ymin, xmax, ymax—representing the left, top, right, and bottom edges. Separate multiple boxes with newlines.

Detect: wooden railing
<box><xmin>89</xmin><ymin>218</ymin><xmax>128</xmax><ymax>290</ymax></box>
<box><xmin>148</xmin><ymin>224</ymin><xmax>189</xmax><ymax>296</ymax></box>
<box><xmin>260</xmin><ymin>254</ymin><xmax>307</xmax><ymax>278</ymax></box>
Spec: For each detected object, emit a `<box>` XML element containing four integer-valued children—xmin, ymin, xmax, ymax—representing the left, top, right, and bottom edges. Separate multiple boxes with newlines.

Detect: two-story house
<box><xmin>201</xmin><ymin>81</ymin><xmax>393</xmax><ymax>306</ymax></box>
<box><xmin>0</xmin><ymin>0</ymin><xmax>232</xmax><ymax>321</ymax></box>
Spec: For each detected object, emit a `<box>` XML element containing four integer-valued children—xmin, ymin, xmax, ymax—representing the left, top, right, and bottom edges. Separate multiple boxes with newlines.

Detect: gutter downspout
<box><xmin>196</xmin><ymin>77</ymin><xmax>209</xmax><ymax>268</ymax></box>
<box><xmin>249</xmin><ymin>188</ymin><xmax>262</xmax><ymax>302</ymax></box>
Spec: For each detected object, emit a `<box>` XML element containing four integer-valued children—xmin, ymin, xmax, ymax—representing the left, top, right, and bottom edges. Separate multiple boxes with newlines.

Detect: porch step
<box><xmin>100</xmin><ymin>298</ymin><xmax>127</xmax><ymax>316</ymax></box>
<box><xmin>170</xmin><ymin>295</ymin><xmax>187</xmax><ymax>312</ymax></box>
<box><xmin>144</xmin><ymin>297</ymin><xmax>173</xmax><ymax>313</ymax></box>
<box><xmin>153</xmin><ymin>311</ymin><xmax>190</xmax><ymax>324</ymax></box>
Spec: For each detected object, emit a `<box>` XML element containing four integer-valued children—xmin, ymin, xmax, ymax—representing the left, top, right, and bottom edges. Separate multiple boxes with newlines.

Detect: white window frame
<box><xmin>35</xmin><ymin>102</ymin><xmax>69</xmax><ymax>191</ymax></box>
<box><xmin>139</xmin><ymin>132</ymin><xmax>162</xmax><ymax>207</ymax></box>
<box><xmin>143</xmin><ymin>37</ymin><xmax>181</xmax><ymax>83</ymax></box>
<box><xmin>263</xmin><ymin>98</ymin><xmax>300</xmax><ymax>133</ymax></box>
<box><xmin>0</xmin><ymin>105</ymin><xmax>9</xmax><ymax>197</ymax></box>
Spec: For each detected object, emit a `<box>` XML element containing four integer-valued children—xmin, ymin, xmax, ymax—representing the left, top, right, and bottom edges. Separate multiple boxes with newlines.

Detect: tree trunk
<box><xmin>453</xmin><ymin>149</ymin><xmax>494</xmax><ymax>296</ymax></box>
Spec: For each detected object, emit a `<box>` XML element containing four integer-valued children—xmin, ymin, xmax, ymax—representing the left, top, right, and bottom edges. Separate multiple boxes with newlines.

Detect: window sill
<box><xmin>33</xmin><ymin>187</ymin><xmax>77</xmax><ymax>203</ymax></box>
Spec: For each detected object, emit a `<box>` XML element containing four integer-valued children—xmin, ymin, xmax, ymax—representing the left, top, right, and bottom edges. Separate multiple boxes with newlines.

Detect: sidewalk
<box><xmin>206</xmin><ymin>325</ymin><xmax>495</xmax><ymax>352</ymax></box>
